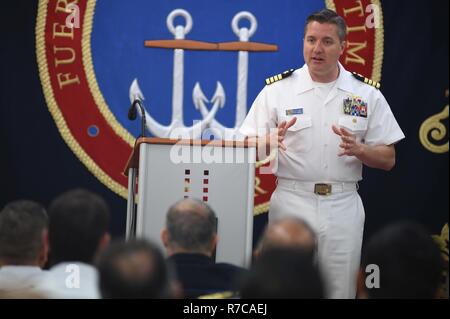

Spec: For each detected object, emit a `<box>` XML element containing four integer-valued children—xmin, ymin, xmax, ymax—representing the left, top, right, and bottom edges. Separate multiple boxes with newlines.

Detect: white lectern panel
<box><xmin>136</xmin><ymin>143</ymin><xmax>255</xmax><ymax>268</ymax></box>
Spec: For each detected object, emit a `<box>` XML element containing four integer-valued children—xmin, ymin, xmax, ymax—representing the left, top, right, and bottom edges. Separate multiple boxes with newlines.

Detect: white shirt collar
<box><xmin>296</xmin><ymin>62</ymin><xmax>353</xmax><ymax>94</ymax></box>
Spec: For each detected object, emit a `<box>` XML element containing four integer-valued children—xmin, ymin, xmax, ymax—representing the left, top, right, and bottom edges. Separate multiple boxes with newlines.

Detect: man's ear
<box><xmin>38</xmin><ymin>229</ymin><xmax>49</xmax><ymax>268</ymax></box>
<box><xmin>356</xmin><ymin>268</ymin><xmax>369</xmax><ymax>299</ymax></box>
<box><xmin>161</xmin><ymin>228</ymin><xmax>169</xmax><ymax>248</ymax></box>
<box><xmin>210</xmin><ymin>234</ymin><xmax>218</xmax><ymax>251</ymax></box>
<box><xmin>340</xmin><ymin>41</ymin><xmax>346</xmax><ymax>55</ymax></box>
<box><xmin>98</xmin><ymin>232</ymin><xmax>111</xmax><ymax>252</ymax></box>
<box><xmin>253</xmin><ymin>246</ymin><xmax>262</xmax><ymax>261</ymax></box>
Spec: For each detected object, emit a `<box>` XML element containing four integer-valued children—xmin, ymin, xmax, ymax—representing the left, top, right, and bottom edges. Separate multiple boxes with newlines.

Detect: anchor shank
<box><xmin>171</xmin><ymin>25</ymin><xmax>186</xmax><ymax>126</ymax></box>
<box><xmin>172</xmin><ymin>48</ymin><xmax>184</xmax><ymax>124</ymax></box>
<box><xmin>236</xmin><ymin>50</ymin><xmax>248</xmax><ymax>127</ymax></box>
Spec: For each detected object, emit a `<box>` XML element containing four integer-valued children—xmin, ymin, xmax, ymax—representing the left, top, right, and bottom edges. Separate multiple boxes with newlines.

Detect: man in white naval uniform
<box><xmin>240</xmin><ymin>9</ymin><xmax>405</xmax><ymax>298</ymax></box>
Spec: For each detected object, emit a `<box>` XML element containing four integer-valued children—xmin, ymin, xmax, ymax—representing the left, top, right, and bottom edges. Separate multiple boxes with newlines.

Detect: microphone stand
<box><xmin>129</xmin><ymin>99</ymin><xmax>147</xmax><ymax>137</ymax></box>
<box><xmin>126</xmin><ymin>98</ymin><xmax>147</xmax><ymax>240</ymax></box>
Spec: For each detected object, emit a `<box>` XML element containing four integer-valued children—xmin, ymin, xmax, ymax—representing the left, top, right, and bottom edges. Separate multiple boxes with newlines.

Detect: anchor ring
<box><xmin>232</xmin><ymin>11</ymin><xmax>257</xmax><ymax>38</ymax></box>
<box><xmin>167</xmin><ymin>9</ymin><xmax>193</xmax><ymax>36</ymax></box>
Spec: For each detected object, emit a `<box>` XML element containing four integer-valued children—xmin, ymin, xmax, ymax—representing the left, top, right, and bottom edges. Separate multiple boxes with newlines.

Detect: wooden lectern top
<box><xmin>124</xmin><ymin>137</ymin><xmax>255</xmax><ymax>175</ymax></box>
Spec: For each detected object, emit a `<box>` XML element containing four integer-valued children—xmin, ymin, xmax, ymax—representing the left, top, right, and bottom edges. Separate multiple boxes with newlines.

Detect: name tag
<box><xmin>285</xmin><ymin>108</ymin><xmax>303</xmax><ymax>115</ymax></box>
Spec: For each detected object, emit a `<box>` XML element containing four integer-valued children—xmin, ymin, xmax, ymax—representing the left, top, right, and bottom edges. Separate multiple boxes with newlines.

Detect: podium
<box><xmin>124</xmin><ymin>138</ymin><xmax>256</xmax><ymax>267</ymax></box>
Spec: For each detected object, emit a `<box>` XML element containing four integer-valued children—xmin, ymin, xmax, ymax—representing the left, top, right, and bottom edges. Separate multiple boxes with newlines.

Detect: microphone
<box><xmin>128</xmin><ymin>98</ymin><xmax>147</xmax><ymax>137</ymax></box>
<box><xmin>128</xmin><ymin>101</ymin><xmax>137</xmax><ymax>120</ymax></box>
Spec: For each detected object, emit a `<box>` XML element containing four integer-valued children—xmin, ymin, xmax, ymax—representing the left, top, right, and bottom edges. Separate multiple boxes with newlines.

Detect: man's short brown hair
<box><xmin>305</xmin><ymin>9</ymin><xmax>347</xmax><ymax>42</ymax></box>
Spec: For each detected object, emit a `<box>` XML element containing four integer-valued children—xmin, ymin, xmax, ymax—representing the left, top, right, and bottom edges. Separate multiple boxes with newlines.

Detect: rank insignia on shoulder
<box><xmin>265</xmin><ymin>69</ymin><xmax>295</xmax><ymax>85</ymax></box>
<box><xmin>352</xmin><ymin>72</ymin><xmax>381</xmax><ymax>89</ymax></box>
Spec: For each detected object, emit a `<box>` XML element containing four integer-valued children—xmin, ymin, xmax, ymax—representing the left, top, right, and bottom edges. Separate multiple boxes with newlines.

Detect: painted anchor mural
<box><xmin>129</xmin><ymin>9</ymin><xmax>278</xmax><ymax>139</ymax></box>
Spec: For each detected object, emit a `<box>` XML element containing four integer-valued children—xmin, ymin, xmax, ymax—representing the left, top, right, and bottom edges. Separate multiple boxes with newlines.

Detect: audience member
<box><xmin>161</xmin><ymin>198</ymin><xmax>245</xmax><ymax>298</ymax></box>
<box><xmin>97</xmin><ymin>239</ymin><xmax>174</xmax><ymax>298</ymax></box>
<box><xmin>240</xmin><ymin>247</ymin><xmax>324</xmax><ymax>298</ymax></box>
<box><xmin>357</xmin><ymin>221</ymin><xmax>443</xmax><ymax>299</ymax></box>
<box><xmin>47</xmin><ymin>189</ymin><xmax>110</xmax><ymax>298</ymax></box>
<box><xmin>255</xmin><ymin>216</ymin><xmax>317</xmax><ymax>260</ymax></box>
<box><xmin>0</xmin><ymin>200</ymin><xmax>51</xmax><ymax>297</ymax></box>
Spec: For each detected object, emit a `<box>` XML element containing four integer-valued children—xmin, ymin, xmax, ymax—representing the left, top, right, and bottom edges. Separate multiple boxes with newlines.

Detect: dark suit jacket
<box><xmin>167</xmin><ymin>253</ymin><xmax>246</xmax><ymax>298</ymax></box>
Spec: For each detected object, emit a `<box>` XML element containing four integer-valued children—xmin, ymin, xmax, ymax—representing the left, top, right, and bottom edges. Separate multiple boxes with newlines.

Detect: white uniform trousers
<box><xmin>269</xmin><ymin>179</ymin><xmax>365</xmax><ymax>299</ymax></box>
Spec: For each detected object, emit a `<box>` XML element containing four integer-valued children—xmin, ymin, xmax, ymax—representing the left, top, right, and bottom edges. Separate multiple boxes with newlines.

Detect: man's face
<box><xmin>303</xmin><ymin>21</ymin><xmax>345</xmax><ymax>80</ymax></box>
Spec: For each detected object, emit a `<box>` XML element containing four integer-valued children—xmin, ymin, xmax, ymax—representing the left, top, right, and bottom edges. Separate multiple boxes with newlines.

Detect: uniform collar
<box><xmin>334</xmin><ymin>62</ymin><xmax>354</xmax><ymax>93</ymax></box>
<box><xmin>295</xmin><ymin>65</ymin><xmax>314</xmax><ymax>94</ymax></box>
<box><xmin>296</xmin><ymin>62</ymin><xmax>353</xmax><ymax>95</ymax></box>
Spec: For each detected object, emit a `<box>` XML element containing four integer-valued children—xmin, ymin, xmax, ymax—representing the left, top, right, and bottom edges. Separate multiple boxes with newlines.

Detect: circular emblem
<box><xmin>36</xmin><ymin>0</ymin><xmax>383</xmax><ymax>214</ymax></box>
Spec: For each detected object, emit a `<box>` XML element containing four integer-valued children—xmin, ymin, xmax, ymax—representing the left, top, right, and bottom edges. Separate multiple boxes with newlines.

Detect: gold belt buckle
<box><xmin>314</xmin><ymin>183</ymin><xmax>332</xmax><ymax>195</ymax></box>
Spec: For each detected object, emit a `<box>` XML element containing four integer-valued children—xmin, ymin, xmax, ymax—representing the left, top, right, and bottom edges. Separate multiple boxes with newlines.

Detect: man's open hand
<box><xmin>332</xmin><ymin>125</ymin><xmax>363</xmax><ymax>157</ymax></box>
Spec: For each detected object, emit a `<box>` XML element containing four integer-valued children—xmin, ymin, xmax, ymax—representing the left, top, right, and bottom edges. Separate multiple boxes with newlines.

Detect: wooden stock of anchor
<box><xmin>144</xmin><ymin>39</ymin><xmax>278</xmax><ymax>52</ymax></box>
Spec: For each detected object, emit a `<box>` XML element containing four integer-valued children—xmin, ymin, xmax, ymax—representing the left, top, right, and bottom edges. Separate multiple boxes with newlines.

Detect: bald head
<box><xmin>257</xmin><ymin>217</ymin><xmax>316</xmax><ymax>257</ymax></box>
<box><xmin>97</xmin><ymin>240</ymin><xmax>170</xmax><ymax>298</ymax></box>
<box><xmin>163</xmin><ymin>199</ymin><xmax>217</xmax><ymax>255</ymax></box>
<box><xmin>170</xmin><ymin>198</ymin><xmax>210</xmax><ymax>215</ymax></box>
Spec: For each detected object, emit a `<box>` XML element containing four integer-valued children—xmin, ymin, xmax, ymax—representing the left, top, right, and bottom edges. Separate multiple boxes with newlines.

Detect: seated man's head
<box><xmin>97</xmin><ymin>239</ymin><xmax>172</xmax><ymax>299</ymax></box>
<box><xmin>358</xmin><ymin>221</ymin><xmax>443</xmax><ymax>299</ymax></box>
<box><xmin>0</xmin><ymin>200</ymin><xmax>48</xmax><ymax>267</ymax></box>
<box><xmin>240</xmin><ymin>247</ymin><xmax>324</xmax><ymax>298</ymax></box>
<box><xmin>255</xmin><ymin>216</ymin><xmax>317</xmax><ymax>259</ymax></box>
<box><xmin>161</xmin><ymin>199</ymin><xmax>217</xmax><ymax>257</ymax></box>
<box><xmin>48</xmin><ymin>189</ymin><xmax>110</xmax><ymax>265</ymax></box>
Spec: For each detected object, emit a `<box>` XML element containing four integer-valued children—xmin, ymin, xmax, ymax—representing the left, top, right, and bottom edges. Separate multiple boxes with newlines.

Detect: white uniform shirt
<box><xmin>47</xmin><ymin>262</ymin><xmax>100</xmax><ymax>299</ymax></box>
<box><xmin>0</xmin><ymin>266</ymin><xmax>55</xmax><ymax>297</ymax></box>
<box><xmin>240</xmin><ymin>63</ymin><xmax>405</xmax><ymax>182</ymax></box>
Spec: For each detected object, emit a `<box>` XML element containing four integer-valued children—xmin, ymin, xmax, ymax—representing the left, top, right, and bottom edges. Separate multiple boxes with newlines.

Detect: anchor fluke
<box><xmin>211</xmin><ymin>82</ymin><xmax>226</xmax><ymax>108</ymax></box>
<box><xmin>129</xmin><ymin>79</ymin><xmax>145</xmax><ymax>103</ymax></box>
<box><xmin>193</xmin><ymin>82</ymin><xmax>209</xmax><ymax>110</ymax></box>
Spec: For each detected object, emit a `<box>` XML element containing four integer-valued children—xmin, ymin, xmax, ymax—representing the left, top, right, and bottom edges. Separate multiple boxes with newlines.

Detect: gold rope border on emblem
<box><xmin>35</xmin><ymin>0</ymin><xmax>128</xmax><ymax>198</ymax></box>
<box><xmin>254</xmin><ymin>202</ymin><xmax>271</xmax><ymax>216</ymax></box>
<box><xmin>326</xmin><ymin>0</ymin><xmax>383</xmax><ymax>82</ymax></box>
<box><xmin>371</xmin><ymin>0</ymin><xmax>383</xmax><ymax>83</ymax></box>
<box><xmin>82</xmin><ymin>0</ymin><xmax>135</xmax><ymax>148</ymax></box>
<box><xmin>325</xmin><ymin>0</ymin><xmax>337</xmax><ymax>11</ymax></box>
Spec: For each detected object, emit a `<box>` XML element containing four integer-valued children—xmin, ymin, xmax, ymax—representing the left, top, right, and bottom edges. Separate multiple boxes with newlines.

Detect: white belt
<box><xmin>277</xmin><ymin>178</ymin><xmax>358</xmax><ymax>195</ymax></box>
